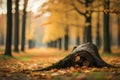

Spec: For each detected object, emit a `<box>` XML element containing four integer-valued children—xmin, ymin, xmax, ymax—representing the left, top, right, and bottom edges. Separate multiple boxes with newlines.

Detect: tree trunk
<box><xmin>96</xmin><ymin>11</ymin><xmax>101</xmax><ymax>48</ymax></box>
<box><xmin>53</xmin><ymin>40</ymin><xmax>57</xmax><ymax>48</ymax></box>
<box><xmin>21</xmin><ymin>0</ymin><xmax>28</xmax><ymax>51</ymax></box>
<box><xmin>33</xmin><ymin>43</ymin><xmax>115</xmax><ymax>71</ymax></box>
<box><xmin>4</xmin><ymin>0</ymin><xmax>12</xmax><ymax>56</ymax></box>
<box><xmin>76</xmin><ymin>36</ymin><xmax>80</xmax><ymax>45</ymax></box>
<box><xmin>118</xmin><ymin>16</ymin><xmax>120</xmax><ymax>47</ymax></box>
<box><xmin>64</xmin><ymin>27</ymin><xmax>69</xmax><ymax>51</ymax></box>
<box><xmin>58</xmin><ymin>38</ymin><xmax>62</xmax><ymax>50</ymax></box>
<box><xmin>83</xmin><ymin>1</ymin><xmax>92</xmax><ymax>43</ymax></box>
<box><xmin>47</xmin><ymin>42</ymin><xmax>52</xmax><ymax>48</ymax></box>
<box><xmin>84</xmin><ymin>17</ymin><xmax>92</xmax><ymax>43</ymax></box>
<box><xmin>28</xmin><ymin>39</ymin><xmax>35</xmax><ymax>49</ymax></box>
<box><xmin>103</xmin><ymin>0</ymin><xmax>111</xmax><ymax>53</ymax></box>
<box><xmin>50</xmin><ymin>41</ymin><xmax>57</xmax><ymax>48</ymax></box>
<box><xmin>14</xmin><ymin>0</ymin><xmax>19</xmax><ymax>52</ymax></box>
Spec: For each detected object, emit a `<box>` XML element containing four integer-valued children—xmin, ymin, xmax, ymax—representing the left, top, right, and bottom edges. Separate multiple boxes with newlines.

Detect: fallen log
<box><xmin>33</xmin><ymin>42</ymin><xmax>116</xmax><ymax>71</ymax></box>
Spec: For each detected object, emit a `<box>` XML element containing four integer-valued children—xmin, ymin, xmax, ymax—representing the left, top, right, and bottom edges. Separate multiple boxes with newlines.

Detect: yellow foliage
<box><xmin>43</xmin><ymin>24</ymin><xmax>65</xmax><ymax>43</ymax></box>
<box><xmin>26</xmin><ymin>12</ymin><xmax>35</xmax><ymax>40</ymax></box>
<box><xmin>40</xmin><ymin>0</ymin><xmax>88</xmax><ymax>43</ymax></box>
<box><xmin>0</xmin><ymin>14</ymin><xmax>6</xmax><ymax>35</ymax></box>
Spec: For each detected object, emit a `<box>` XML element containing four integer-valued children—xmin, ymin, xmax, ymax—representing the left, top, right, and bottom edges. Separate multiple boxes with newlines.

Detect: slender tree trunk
<box><xmin>50</xmin><ymin>41</ymin><xmax>56</xmax><ymax>48</ymax></box>
<box><xmin>76</xmin><ymin>36</ymin><xmax>80</xmax><ymax>45</ymax></box>
<box><xmin>47</xmin><ymin>42</ymin><xmax>52</xmax><ymax>47</ymax></box>
<box><xmin>51</xmin><ymin>41</ymin><xmax>54</xmax><ymax>48</ymax></box>
<box><xmin>4</xmin><ymin>0</ymin><xmax>12</xmax><ymax>56</ymax></box>
<box><xmin>64</xmin><ymin>27</ymin><xmax>69</xmax><ymax>50</ymax></box>
<box><xmin>58</xmin><ymin>38</ymin><xmax>62</xmax><ymax>50</ymax></box>
<box><xmin>96</xmin><ymin>11</ymin><xmax>101</xmax><ymax>48</ymax></box>
<box><xmin>14</xmin><ymin>0</ymin><xmax>19</xmax><ymax>52</ymax></box>
<box><xmin>64</xmin><ymin>12</ymin><xmax>69</xmax><ymax>51</ymax></box>
<box><xmin>83</xmin><ymin>0</ymin><xmax>92</xmax><ymax>43</ymax></box>
<box><xmin>84</xmin><ymin>16</ymin><xmax>92</xmax><ymax>43</ymax></box>
<box><xmin>21</xmin><ymin>9</ymin><xmax>26</xmax><ymax>51</ymax></box>
<box><xmin>28</xmin><ymin>39</ymin><xmax>35</xmax><ymax>49</ymax></box>
<box><xmin>118</xmin><ymin>16</ymin><xmax>120</xmax><ymax>47</ymax></box>
<box><xmin>21</xmin><ymin>0</ymin><xmax>28</xmax><ymax>51</ymax></box>
<box><xmin>103</xmin><ymin>0</ymin><xmax>111</xmax><ymax>53</ymax></box>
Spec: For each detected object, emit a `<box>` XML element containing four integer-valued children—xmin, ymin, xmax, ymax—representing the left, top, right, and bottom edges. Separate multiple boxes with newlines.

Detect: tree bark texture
<box><xmin>64</xmin><ymin>27</ymin><xmax>69</xmax><ymax>51</ymax></box>
<box><xmin>76</xmin><ymin>36</ymin><xmax>80</xmax><ymax>45</ymax></box>
<box><xmin>33</xmin><ymin>43</ymin><xmax>115</xmax><ymax>71</ymax></box>
<box><xmin>83</xmin><ymin>0</ymin><xmax>92</xmax><ymax>43</ymax></box>
<box><xmin>103</xmin><ymin>0</ymin><xmax>111</xmax><ymax>53</ymax></box>
<box><xmin>21</xmin><ymin>0</ymin><xmax>28</xmax><ymax>51</ymax></box>
<box><xmin>118</xmin><ymin>16</ymin><xmax>120</xmax><ymax>47</ymax></box>
<box><xmin>58</xmin><ymin>38</ymin><xmax>62</xmax><ymax>50</ymax></box>
<box><xmin>4</xmin><ymin>0</ymin><xmax>13</xmax><ymax>56</ymax></box>
<box><xmin>14</xmin><ymin>0</ymin><xmax>19</xmax><ymax>52</ymax></box>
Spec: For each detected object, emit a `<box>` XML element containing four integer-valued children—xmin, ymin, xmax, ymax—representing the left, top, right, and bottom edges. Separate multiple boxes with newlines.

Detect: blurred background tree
<box><xmin>4</xmin><ymin>0</ymin><xmax>12</xmax><ymax>56</ymax></box>
<box><xmin>0</xmin><ymin>0</ymin><xmax>120</xmax><ymax>56</ymax></box>
<box><xmin>14</xmin><ymin>0</ymin><xmax>19</xmax><ymax>52</ymax></box>
<box><xmin>21</xmin><ymin>0</ymin><xmax>28</xmax><ymax>51</ymax></box>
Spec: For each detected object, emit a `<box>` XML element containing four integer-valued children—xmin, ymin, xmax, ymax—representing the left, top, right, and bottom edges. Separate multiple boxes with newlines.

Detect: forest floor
<box><xmin>0</xmin><ymin>48</ymin><xmax>120</xmax><ymax>80</ymax></box>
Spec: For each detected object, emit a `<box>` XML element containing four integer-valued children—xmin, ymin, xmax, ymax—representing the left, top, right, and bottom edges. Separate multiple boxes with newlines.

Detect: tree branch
<box><xmin>92</xmin><ymin>9</ymin><xmax>120</xmax><ymax>14</ymax></box>
<box><xmin>77</xmin><ymin>0</ymin><xmax>85</xmax><ymax>4</ymax></box>
<box><xmin>71</xmin><ymin>2</ymin><xmax>86</xmax><ymax>17</ymax></box>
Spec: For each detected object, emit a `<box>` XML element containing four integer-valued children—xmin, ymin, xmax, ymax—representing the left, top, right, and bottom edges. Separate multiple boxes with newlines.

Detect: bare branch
<box><xmin>91</xmin><ymin>9</ymin><xmax>120</xmax><ymax>15</ymax></box>
<box><xmin>104</xmin><ymin>9</ymin><xmax>120</xmax><ymax>14</ymax></box>
<box><xmin>77</xmin><ymin>0</ymin><xmax>85</xmax><ymax>4</ymax></box>
<box><xmin>71</xmin><ymin>2</ymin><xmax>86</xmax><ymax>17</ymax></box>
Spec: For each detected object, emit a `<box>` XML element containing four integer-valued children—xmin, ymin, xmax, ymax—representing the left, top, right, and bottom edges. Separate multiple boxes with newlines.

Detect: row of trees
<box><xmin>1</xmin><ymin>0</ymin><xmax>120</xmax><ymax>56</ymax></box>
<box><xmin>4</xmin><ymin>0</ymin><xmax>28</xmax><ymax>56</ymax></box>
<box><xmin>40</xmin><ymin>0</ymin><xmax>120</xmax><ymax>53</ymax></box>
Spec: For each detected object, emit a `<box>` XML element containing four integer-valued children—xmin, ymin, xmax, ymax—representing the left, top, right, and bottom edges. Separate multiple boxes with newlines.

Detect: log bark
<box><xmin>33</xmin><ymin>42</ymin><xmax>116</xmax><ymax>71</ymax></box>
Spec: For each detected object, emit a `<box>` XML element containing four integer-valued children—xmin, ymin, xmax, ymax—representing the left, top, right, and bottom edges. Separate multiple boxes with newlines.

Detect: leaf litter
<box><xmin>0</xmin><ymin>48</ymin><xmax>120</xmax><ymax>80</ymax></box>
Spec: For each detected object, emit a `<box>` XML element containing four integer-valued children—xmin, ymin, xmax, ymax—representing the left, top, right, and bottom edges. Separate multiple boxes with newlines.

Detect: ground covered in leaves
<box><xmin>0</xmin><ymin>48</ymin><xmax>120</xmax><ymax>80</ymax></box>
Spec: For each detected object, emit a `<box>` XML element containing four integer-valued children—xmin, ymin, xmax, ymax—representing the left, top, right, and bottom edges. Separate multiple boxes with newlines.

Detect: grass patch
<box><xmin>15</xmin><ymin>56</ymin><xmax>30</xmax><ymax>61</ymax></box>
<box><xmin>14</xmin><ymin>52</ymin><xmax>37</xmax><ymax>61</ymax></box>
<box><xmin>0</xmin><ymin>54</ymin><xmax>13</xmax><ymax>60</ymax></box>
